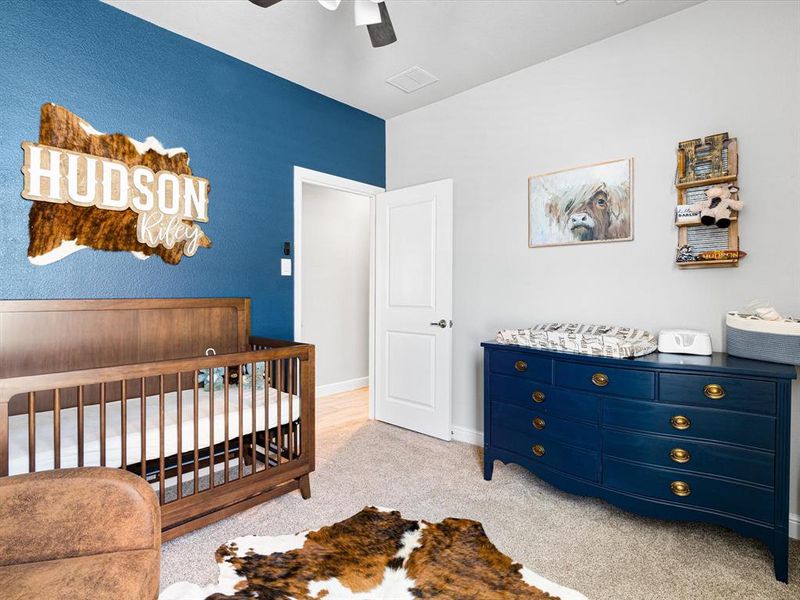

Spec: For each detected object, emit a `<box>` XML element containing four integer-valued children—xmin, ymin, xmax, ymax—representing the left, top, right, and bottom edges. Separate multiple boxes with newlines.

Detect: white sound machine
<box><xmin>657</xmin><ymin>329</ymin><xmax>712</xmax><ymax>356</ymax></box>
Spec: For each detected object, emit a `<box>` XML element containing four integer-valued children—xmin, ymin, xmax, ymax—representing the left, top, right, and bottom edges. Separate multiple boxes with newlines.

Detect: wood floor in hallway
<box><xmin>316</xmin><ymin>386</ymin><xmax>369</xmax><ymax>432</ymax></box>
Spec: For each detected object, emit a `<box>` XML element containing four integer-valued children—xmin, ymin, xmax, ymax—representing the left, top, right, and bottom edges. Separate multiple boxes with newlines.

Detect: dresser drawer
<box><xmin>603</xmin><ymin>457</ymin><xmax>774</xmax><ymax>523</ymax></box>
<box><xmin>490</xmin><ymin>350</ymin><xmax>552</xmax><ymax>383</ymax></box>
<box><xmin>492</xmin><ymin>424</ymin><xmax>599</xmax><ymax>482</ymax></box>
<box><xmin>555</xmin><ymin>361</ymin><xmax>654</xmax><ymax>399</ymax></box>
<box><xmin>603</xmin><ymin>398</ymin><xmax>775</xmax><ymax>451</ymax></box>
<box><xmin>602</xmin><ymin>429</ymin><xmax>774</xmax><ymax>487</ymax></box>
<box><xmin>659</xmin><ymin>373</ymin><xmax>776</xmax><ymax>415</ymax></box>
<box><xmin>492</xmin><ymin>401</ymin><xmax>600</xmax><ymax>450</ymax></box>
<box><xmin>488</xmin><ymin>374</ymin><xmax>599</xmax><ymax>422</ymax></box>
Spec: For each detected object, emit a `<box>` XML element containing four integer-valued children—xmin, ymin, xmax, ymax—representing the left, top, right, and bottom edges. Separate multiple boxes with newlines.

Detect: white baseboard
<box><xmin>791</xmin><ymin>513</ymin><xmax>800</xmax><ymax>540</ymax></box>
<box><xmin>451</xmin><ymin>425</ymin><xmax>484</xmax><ymax>446</ymax></box>
<box><xmin>317</xmin><ymin>376</ymin><xmax>369</xmax><ymax>398</ymax></box>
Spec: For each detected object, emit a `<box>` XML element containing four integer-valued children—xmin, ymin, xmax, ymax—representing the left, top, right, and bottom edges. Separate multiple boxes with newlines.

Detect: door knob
<box><xmin>430</xmin><ymin>319</ymin><xmax>447</xmax><ymax>328</ymax></box>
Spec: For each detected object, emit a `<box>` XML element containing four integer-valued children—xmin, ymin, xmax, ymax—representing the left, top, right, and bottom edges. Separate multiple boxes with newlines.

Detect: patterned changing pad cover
<box><xmin>495</xmin><ymin>323</ymin><xmax>657</xmax><ymax>359</ymax></box>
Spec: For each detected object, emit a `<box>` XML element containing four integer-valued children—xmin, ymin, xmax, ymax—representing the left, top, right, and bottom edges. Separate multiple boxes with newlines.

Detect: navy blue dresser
<box><xmin>482</xmin><ymin>343</ymin><xmax>797</xmax><ymax>582</ymax></box>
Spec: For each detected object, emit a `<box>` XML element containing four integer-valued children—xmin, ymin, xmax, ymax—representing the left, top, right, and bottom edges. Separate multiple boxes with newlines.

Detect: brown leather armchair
<box><xmin>0</xmin><ymin>467</ymin><xmax>160</xmax><ymax>600</ymax></box>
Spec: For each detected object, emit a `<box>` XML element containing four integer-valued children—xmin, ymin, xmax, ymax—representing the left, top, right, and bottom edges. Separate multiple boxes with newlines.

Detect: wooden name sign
<box><xmin>20</xmin><ymin>104</ymin><xmax>211</xmax><ymax>265</ymax></box>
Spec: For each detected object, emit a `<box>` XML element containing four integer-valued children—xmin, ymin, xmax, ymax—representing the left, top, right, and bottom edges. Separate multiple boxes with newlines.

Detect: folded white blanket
<box><xmin>495</xmin><ymin>323</ymin><xmax>657</xmax><ymax>359</ymax></box>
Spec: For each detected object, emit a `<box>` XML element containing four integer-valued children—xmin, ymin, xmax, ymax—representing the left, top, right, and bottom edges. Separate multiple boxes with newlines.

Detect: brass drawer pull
<box><xmin>591</xmin><ymin>372</ymin><xmax>609</xmax><ymax>387</ymax></box>
<box><xmin>532</xmin><ymin>417</ymin><xmax>546</xmax><ymax>430</ymax></box>
<box><xmin>670</xmin><ymin>415</ymin><xmax>691</xmax><ymax>430</ymax></box>
<box><xmin>532</xmin><ymin>444</ymin><xmax>545</xmax><ymax>457</ymax></box>
<box><xmin>532</xmin><ymin>390</ymin><xmax>545</xmax><ymax>403</ymax></box>
<box><xmin>670</xmin><ymin>448</ymin><xmax>691</xmax><ymax>464</ymax></box>
<box><xmin>514</xmin><ymin>360</ymin><xmax>528</xmax><ymax>372</ymax></box>
<box><xmin>704</xmin><ymin>383</ymin><xmax>725</xmax><ymax>400</ymax></box>
<box><xmin>670</xmin><ymin>481</ymin><xmax>691</xmax><ymax>497</ymax></box>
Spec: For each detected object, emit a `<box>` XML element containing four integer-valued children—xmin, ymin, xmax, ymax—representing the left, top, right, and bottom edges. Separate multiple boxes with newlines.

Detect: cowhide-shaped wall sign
<box><xmin>160</xmin><ymin>507</ymin><xmax>588</xmax><ymax>600</ymax></box>
<box><xmin>20</xmin><ymin>103</ymin><xmax>211</xmax><ymax>265</ymax></box>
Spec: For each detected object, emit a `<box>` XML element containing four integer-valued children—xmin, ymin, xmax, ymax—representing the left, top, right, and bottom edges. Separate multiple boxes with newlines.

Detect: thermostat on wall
<box><xmin>658</xmin><ymin>329</ymin><xmax>712</xmax><ymax>356</ymax></box>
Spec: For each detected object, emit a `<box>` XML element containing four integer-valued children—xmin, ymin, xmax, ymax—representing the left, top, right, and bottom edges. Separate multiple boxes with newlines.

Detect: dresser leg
<box><xmin>483</xmin><ymin>451</ymin><xmax>494</xmax><ymax>481</ymax></box>
<box><xmin>774</xmin><ymin>536</ymin><xmax>789</xmax><ymax>583</ymax></box>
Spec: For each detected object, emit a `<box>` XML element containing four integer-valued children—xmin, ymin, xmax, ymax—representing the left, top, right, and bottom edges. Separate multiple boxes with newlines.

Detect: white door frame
<box><xmin>293</xmin><ymin>166</ymin><xmax>384</xmax><ymax>419</ymax></box>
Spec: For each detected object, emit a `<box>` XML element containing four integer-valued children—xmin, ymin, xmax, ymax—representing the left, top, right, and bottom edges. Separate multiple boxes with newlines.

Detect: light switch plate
<box><xmin>281</xmin><ymin>258</ymin><xmax>292</xmax><ymax>276</ymax></box>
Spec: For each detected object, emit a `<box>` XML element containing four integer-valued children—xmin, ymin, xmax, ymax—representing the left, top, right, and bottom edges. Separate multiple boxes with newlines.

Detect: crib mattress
<box><xmin>9</xmin><ymin>385</ymin><xmax>300</xmax><ymax>476</ymax></box>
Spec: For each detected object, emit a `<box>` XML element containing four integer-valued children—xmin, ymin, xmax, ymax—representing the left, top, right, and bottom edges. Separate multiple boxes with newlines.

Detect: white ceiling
<box><xmin>105</xmin><ymin>0</ymin><xmax>702</xmax><ymax>119</ymax></box>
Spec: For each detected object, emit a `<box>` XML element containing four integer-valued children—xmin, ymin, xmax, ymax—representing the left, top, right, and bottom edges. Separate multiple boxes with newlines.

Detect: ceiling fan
<box><xmin>248</xmin><ymin>0</ymin><xmax>397</xmax><ymax>48</ymax></box>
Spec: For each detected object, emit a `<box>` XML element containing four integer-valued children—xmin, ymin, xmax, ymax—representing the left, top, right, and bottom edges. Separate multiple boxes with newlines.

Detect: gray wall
<box><xmin>387</xmin><ymin>1</ymin><xmax>800</xmax><ymax>520</ymax></box>
<box><xmin>301</xmin><ymin>184</ymin><xmax>370</xmax><ymax>387</ymax></box>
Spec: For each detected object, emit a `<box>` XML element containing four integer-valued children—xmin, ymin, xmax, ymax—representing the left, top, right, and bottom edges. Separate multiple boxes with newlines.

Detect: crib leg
<box><xmin>298</xmin><ymin>474</ymin><xmax>311</xmax><ymax>499</ymax></box>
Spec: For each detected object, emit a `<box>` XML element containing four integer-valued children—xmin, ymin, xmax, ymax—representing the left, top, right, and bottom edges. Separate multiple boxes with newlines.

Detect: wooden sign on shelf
<box><xmin>676</xmin><ymin>132</ymin><xmax>738</xmax><ymax>187</ymax></box>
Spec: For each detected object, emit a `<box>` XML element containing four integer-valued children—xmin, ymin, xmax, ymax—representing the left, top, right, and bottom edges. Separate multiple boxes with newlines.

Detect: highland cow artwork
<box><xmin>528</xmin><ymin>158</ymin><xmax>633</xmax><ymax>247</ymax></box>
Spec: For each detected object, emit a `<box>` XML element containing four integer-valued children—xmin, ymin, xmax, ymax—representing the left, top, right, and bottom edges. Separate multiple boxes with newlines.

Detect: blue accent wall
<box><xmin>0</xmin><ymin>0</ymin><xmax>385</xmax><ymax>339</ymax></box>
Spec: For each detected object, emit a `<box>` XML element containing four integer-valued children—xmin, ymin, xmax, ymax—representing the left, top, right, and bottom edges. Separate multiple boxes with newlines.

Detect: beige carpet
<box><xmin>161</xmin><ymin>420</ymin><xmax>799</xmax><ymax>599</ymax></box>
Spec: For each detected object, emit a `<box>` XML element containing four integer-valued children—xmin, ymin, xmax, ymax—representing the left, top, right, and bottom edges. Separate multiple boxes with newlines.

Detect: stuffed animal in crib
<box><xmin>689</xmin><ymin>183</ymin><xmax>742</xmax><ymax>228</ymax></box>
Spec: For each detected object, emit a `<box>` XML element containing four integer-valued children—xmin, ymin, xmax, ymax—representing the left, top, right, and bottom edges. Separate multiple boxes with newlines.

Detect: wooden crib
<box><xmin>0</xmin><ymin>298</ymin><xmax>315</xmax><ymax>540</ymax></box>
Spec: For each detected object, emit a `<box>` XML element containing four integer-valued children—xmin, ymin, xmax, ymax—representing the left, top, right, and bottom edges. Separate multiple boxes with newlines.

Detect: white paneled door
<box><xmin>375</xmin><ymin>179</ymin><xmax>453</xmax><ymax>440</ymax></box>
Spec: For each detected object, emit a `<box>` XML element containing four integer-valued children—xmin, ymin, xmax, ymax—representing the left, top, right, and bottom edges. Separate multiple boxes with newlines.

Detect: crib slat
<box><xmin>251</xmin><ymin>362</ymin><xmax>257</xmax><ymax>473</ymax></box>
<box><xmin>209</xmin><ymin>368</ymin><xmax>215</xmax><ymax>489</ymax></box>
<box><xmin>276</xmin><ymin>360</ymin><xmax>283</xmax><ymax>465</ymax></box>
<box><xmin>296</xmin><ymin>362</ymin><xmax>301</xmax><ymax>458</ymax></box>
<box><xmin>77</xmin><ymin>386</ymin><xmax>84</xmax><ymax>467</ymax></box>
<box><xmin>140</xmin><ymin>377</ymin><xmax>147</xmax><ymax>480</ymax></box>
<box><xmin>238</xmin><ymin>365</ymin><xmax>243</xmax><ymax>480</ymax></box>
<box><xmin>288</xmin><ymin>359</ymin><xmax>294</xmax><ymax>461</ymax></box>
<box><xmin>121</xmin><ymin>380</ymin><xmax>127</xmax><ymax>469</ymax></box>
<box><xmin>177</xmin><ymin>372</ymin><xmax>183</xmax><ymax>500</ymax></box>
<box><xmin>28</xmin><ymin>392</ymin><xmax>35</xmax><ymax>473</ymax></box>
<box><xmin>193</xmin><ymin>370</ymin><xmax>199</xmax><ymax>493</ymax></box>
<box><xmin>100</xmin><ymin>383</ymin><xmax>106</xmax><ymax>467</ymax></box>
<box><xmin>265</xmin><ymin>361</ymin><xmax>270</xmax><ymax>467</ymax></box>
<box><xmin>224</xmin><ymin>367</ymin><xmax>229</xmax><ymax>484</ymax></box>
<box><xmin>159</xmin><ymin>374</ymin><xmax>165</xmax><ymax>505</ymax></box>
<box><xmin>53</xmin><ymin>388</ymin><xmax>61</xmax><ymax>469</ymax></box>
<box><xmin>0</xmin><ymin>402</ymin><xmax>8</xmax><ymax>478</ymax></box>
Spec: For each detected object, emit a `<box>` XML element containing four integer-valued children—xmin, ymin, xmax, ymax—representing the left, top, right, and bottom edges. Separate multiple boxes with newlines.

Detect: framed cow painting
<box><xmin>528</xmin><ymin>158</ymin><xmax>633</xmax><ymax>247</ymax></box>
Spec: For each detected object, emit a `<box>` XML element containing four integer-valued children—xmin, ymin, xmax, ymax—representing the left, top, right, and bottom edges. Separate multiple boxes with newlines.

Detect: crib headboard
<box><xmin>0</xmin><ymin>298</ymin><xmax>251</xmax><ymax>379</ymax></box>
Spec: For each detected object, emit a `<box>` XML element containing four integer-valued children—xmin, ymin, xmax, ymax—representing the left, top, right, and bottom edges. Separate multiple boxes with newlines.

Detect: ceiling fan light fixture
<box><xmin>354</xmin><ymin>0</ymin><xmax>382</xmax><ymax>26</ymax></box>
<box><xmin>249</xmin><ymin>0</ymin><xmax>395</xmax><ymax>49</ymax></box>
<box><xmin>317</xmin><ymin>0</ymin><xmax>342</xmax><ymax>11</ymax></box>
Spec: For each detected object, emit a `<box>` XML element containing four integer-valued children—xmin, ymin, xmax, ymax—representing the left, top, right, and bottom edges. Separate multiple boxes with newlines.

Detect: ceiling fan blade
<box><xmin>367</xmin><ymin>2</ymin><xmax>397</xmax><ymax>47</ymax></box>
<box><xmin>248</xmin><ymin>0</ymin><xmax>283</xmax><ymax>7</ymax></box>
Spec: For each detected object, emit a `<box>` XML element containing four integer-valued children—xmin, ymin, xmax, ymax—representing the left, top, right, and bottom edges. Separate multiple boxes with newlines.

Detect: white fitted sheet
<box><xmin>8</xmin><ymin>385</ymin><xmax>300</xmax><ymax>476</ymax></box>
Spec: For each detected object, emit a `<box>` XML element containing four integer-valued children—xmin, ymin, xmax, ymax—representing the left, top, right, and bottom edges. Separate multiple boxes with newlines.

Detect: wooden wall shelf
<box><xmin>674</xmin><ymin>132</ymin><xmax>742</xmax><ymax>269</ymax></box>
<box><xmin>677</xmin><ymin>258</ymin><xmax>739</xmax><ymax>269</ymax></box>
<box><xmin>675</xmin><ymin>173</ymin><xmax>738</xmax><ymax>190</ymax></box>
<box><xmin>676</xmin><ymin>214</ymin><xmax>738</xmax><ymax>227</ymax></box>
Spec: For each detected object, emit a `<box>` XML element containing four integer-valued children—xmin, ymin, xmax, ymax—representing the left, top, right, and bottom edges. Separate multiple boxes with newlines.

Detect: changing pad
<box><xmin>495</xmin><ymin>323</ymin><xmax>657</xmax><ymax>359</ymax></box>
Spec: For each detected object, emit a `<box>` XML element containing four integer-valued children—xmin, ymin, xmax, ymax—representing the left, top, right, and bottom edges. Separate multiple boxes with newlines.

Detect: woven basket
<box><xmin>726</xmin><ymin>312</ymin><xmax>800</xmax><ymax>365</ymax></box>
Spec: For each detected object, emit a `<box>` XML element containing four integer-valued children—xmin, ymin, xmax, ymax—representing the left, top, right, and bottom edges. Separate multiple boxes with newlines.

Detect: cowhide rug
<box><xmin>161</xmin><ymin>507</ymin><xmax>587</xmax><ymax>600</ymax></box>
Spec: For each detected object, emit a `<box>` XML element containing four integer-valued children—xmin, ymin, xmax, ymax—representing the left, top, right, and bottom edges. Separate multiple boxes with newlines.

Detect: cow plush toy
<box><xmin>689</xmin><ymin>183</ymin><xmax>742</xmax><ymax>228</ymax></box>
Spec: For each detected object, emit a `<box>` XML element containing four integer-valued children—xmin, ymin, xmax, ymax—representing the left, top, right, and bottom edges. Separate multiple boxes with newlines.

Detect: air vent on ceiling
<box><xmin>386</xmin><ymin>66</ymin><xmax>439</xmax><ymax>94</ymax></box>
